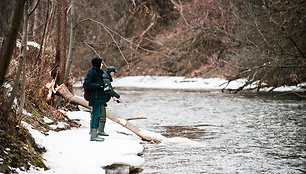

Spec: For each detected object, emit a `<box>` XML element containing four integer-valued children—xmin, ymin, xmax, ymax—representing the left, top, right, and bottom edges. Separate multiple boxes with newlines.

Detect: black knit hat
<box><xmin>91</xmin><ymin>57</ymin><xmax>103</xmax><ymax>68</ymax></box>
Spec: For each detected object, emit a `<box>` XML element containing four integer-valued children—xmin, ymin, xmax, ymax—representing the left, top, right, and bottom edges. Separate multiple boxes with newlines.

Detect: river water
<box><xmin>75</xmin><ymin>86</ymin><xmax>305</xmax><ymax>173</ymax></box>
<box><xmin>107</xmin><ymin>88</ymin><xmax>305</xmax><ymax>174</ymax></box>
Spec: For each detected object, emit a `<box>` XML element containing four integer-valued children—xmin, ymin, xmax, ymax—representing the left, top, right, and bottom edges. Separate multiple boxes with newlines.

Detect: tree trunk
<box><xmin>64</xmin><ymin>0</ymin><xmax>75</xmax><ymax>85</ymax></box>
<box><xmin>55</xmin><ymin>84</ymin><xmax>161</xmax><ymax>143</ymax></box>
<box><xmin>54</xmin><ymin>0</ymin><xmax>67</xmax><ymax>85</ymax></box>
<box><xmin>34</xmin><ymin>0</ymin><xmax>50</xmax><ymax>64</ymax></box>
<box><xmin>53</xmin><ymin>0</ymin><xmax>68</xmax><ymax>106</ymax></box>
<box><xmin>0</xmin><ymin>0</ymin><xmax>26</xmax><ymax>87</ymax></box>
<box><xmin>5</xmin><ymin>57</ymin><xmax>24</xmax><ymax>122</ymax></box>
<box><xmin>4</xmin><ymin>0</ymin><xmax>29</xmax><ymax>122</ymax></box>
<box><xmin>33</xmin><ymin>1</ymin><xmax>39</xmax><ymax>39</ymax></box>
<box><xmin>43</xmin><ymin>0</ymin><xmax>55</xmax><ymax>56</ymax></box>
<box><xmin>18</xmin><ymin>1</ymin><xmax>29</xmax><ymax>118</ymax></box>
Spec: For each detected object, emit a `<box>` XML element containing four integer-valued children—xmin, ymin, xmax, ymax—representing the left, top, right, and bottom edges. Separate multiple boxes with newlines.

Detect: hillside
<box><xmin>72</xmin><ymin>0</ymin><xmax>305</xmax><ymax>92</ymax></box>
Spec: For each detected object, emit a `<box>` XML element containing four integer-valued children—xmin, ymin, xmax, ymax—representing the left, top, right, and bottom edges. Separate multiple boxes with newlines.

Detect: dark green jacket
<box><xmin>84</xmin><ymin>67</ymin><xmax>106</xmax><ymax>106</ymax></box>
<box><xmin>103</xmin><ymin>71</ymin><xmax>120</xmax><ymax>101</ymax></box>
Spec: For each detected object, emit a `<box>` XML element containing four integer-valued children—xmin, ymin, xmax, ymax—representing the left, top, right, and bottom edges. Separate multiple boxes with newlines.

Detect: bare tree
<box><xmin>18</xmin><ymin>0</ymin><xmax>29</xmax><ymax>118</ymax></box>
<box><xmin>4</xmin><ymin>1</ymin><xmax>29</xmax><ymax>124</ymax></box>
<box><xmin>222</xmin><ymin>0</ymin><xmax>306</xmax><ymax>92</ymax></box>
<box><xmin>0</xmin><ymin>0</ymin><xmax>26</xmax><ymax>87</ymax></box>
<box><xmin>64</xmin><ymin>0</ymin><xmax>75</xmax><ymax>85</ymax></box>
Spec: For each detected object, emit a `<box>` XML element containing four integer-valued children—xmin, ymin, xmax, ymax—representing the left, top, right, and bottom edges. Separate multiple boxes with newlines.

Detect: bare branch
<box><xmin>28</xmin><ymin>0</ymin><xmax>41</xmax><ymax>17</ymax></box>
<box><xmin>74</xmin><ymin>18</ymin><xmax>170</xmax><ymax>66</ymax></box>
<box><xmin>170</xmin><ymin>0</ymin><xmax>191</xmax><ymax>26</ymax></box>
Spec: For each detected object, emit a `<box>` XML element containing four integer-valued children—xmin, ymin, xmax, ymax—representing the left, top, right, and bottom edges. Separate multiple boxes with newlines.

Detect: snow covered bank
<box><xmin>19</xmin><ymin>110</ymin><xmax>145</xmax><ymax>174</ymax></box>
<box><xmin>110</xmin><ymin>76</ymin><xmax>305</xmax><ymax>92</ymax></box>
<box><xmin>74</xmin><ymin>76</ymin><xmax>305</xmax><ymax>92</ymax></box>
<box><xmin>110</xmin><ymin>76</ymin><xmax>238</xmax><ymax>90</ymax></box>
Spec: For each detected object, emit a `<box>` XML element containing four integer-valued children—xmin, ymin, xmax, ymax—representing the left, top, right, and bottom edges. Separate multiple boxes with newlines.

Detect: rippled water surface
<box><xmin>85</xmin><ymin>87</ymin><xmax>306</xmax><ymax>173</ymax></box>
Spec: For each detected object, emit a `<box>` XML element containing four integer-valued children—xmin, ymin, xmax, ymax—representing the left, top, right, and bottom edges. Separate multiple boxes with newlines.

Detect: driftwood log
<box><xmin>55</xmin><ymin>84</ymin><xmax>161</xmax><ymax>143</ymax></box>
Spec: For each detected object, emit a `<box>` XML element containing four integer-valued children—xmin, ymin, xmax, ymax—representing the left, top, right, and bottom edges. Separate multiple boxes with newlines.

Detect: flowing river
<box><xmin>108</xmin><ymin>88</ymin><xmax>305</xmax><ymax>174</ymax></box>
<box><xmin>76</xmin><ymin>86</ymin><xmax>306</xmax><ymax>173</ymax></box>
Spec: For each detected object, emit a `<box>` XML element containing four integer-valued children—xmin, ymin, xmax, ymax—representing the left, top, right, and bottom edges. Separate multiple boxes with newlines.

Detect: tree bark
<box><xmin>55</xmin><ymin>84</ymin><xmax>161</xmax><ymax>143</ymax></box>
<box><xmin>18</xmin><ymin>1</ymin><xmax>29</xmax><ymax>118</ymax></box>
<box><xmin>52</xmin><ymin>0</ymin><xmax>68</xmax><ymax>106</ymax></box>
<box><xmin>0</xmin><ymin>0</ymin><xmax>26</xmax><ymax>87</ymax></box>
<box><xmin>54</xmin><ymin>0</ymin><xmax>67</xmax><ymax>85</ymax></box>
<box><xmin>34</xmin><ymin>0</ymin><xmax>50</xmax><ymax>64</ymax></box>
<box><xmin>5</xmin><ymin>57</ymin><xmax>24</xmax><ymax>122</ymax></box>
<box><xmin>33</xmin><ymin>1</ymin><xmax>39</xmax><ymax>39</ymax></box>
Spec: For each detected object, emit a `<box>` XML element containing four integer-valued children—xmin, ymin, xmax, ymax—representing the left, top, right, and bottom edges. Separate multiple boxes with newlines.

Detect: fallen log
<box><xmin>56</xmin><ymin>84</ymin><xmax>90</xmax><ymax>109</ymax></box>
<box><xmin>126</xmin><ymin>117</ymin><xmax>158</xmax><ymax>121</ymax></box>
<box><xmin>106</xmin><ymin>112</ymin><xmax>160</xmax><ymax>143</ymax></box>
<box><xmin>55</xmin><ymin>84</ymin><xmax>161</xmax><ymax>143</ymax></box>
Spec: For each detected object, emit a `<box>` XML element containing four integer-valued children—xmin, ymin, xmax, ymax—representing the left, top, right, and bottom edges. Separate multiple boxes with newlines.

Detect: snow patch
<box><xmin>22</xmin><ymin>121</ymin><xmax>45</xmax><ymax>148</ymax></box>
<box><xmin>16</xmin><ymin>40</ymin><xmax>41</xmax><ymax>50</ymax></box>
<box><xmin>49</xmin><ymin>121</ymin><xmax>69</xmax><ymax>129</ymax></box>
<box><xmin>43</xmin><ymin>117</ymin><xmax>53</xmax><ymax>124</ymax></box>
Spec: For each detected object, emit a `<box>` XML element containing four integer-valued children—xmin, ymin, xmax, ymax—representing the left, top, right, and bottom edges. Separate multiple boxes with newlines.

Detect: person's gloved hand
<box><xmin>113</xmin><ymin>97</ymin><xmax>123</xmax><ymax>103</ymax></box>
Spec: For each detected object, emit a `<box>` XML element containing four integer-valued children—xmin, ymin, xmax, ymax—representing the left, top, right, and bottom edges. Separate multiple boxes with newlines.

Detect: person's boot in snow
<box><xmin>89</xmin><ymin>121</ymin><xmax>92</xmax><ymax>134</ymax></box>
<box><xmin>90</xmin><ymin>128</ymin><xmax>104</xmax><ymax>141</ymax></box>
<box><xmin>98</xmin><ymin>121</ymin><xmax>109</xmax><ymax>136</ymax></box>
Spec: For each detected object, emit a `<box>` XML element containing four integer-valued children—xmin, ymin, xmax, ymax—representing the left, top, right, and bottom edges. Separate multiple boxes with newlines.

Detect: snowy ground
<box><xmin>19</xmin><ymin>110</ymin><xmax>145</xmax><ymax>174</ymax></box>
<box><xmin>20</xmin><ymin>76</ymin><xmax>304</xmax><ymax>174</ymax></box>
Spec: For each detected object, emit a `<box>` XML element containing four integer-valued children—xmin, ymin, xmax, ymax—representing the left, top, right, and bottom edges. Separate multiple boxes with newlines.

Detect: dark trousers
<box><xmin>91</xmin><ymin>104</ymin><xmax>102</xmax><ymax>128</ymax></box>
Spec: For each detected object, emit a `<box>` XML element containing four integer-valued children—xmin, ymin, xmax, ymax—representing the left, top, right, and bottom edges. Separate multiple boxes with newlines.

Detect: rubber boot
<box><xmin>89</xmin><ymin>123</ymin><xmax>92</xmax><ymax>135</ymax></box>
<box><xmin>90</xmin><ymin>128</ymin><xmax>104</xmax><ymax>142</ymax></box>
<box><xmin>89</xmin><ymin>113</ymin><xmax>92</xmax><ymax>135</ymax></box>
<box><xmin>98</xmin><ymin>121</ymin><xmax>109</xmax><ymax>136</ymax></box>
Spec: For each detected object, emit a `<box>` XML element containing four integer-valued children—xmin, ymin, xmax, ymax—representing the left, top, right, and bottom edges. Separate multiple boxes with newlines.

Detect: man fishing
<box><xmin>97</xmin><ymin>66</ymin><xmax>123</xmax><ymax>136</ymax></box>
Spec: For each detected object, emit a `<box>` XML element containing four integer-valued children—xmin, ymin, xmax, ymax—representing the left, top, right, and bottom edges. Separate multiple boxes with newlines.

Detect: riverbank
<box><xmin>18</xmin><ymin>110</ymin><xmax>146</xmax><ymax>174</ymax></box>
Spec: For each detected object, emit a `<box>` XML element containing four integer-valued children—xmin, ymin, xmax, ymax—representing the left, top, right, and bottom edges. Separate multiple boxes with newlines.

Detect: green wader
<box><xmin>97</xmin><ymin>106</ymin><xmax>109</xmax><ymax>136</ymax></box>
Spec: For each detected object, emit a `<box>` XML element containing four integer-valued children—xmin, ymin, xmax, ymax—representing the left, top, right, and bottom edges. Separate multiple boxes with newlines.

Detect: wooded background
<box><xmin>1</xmin><ymin>0</ymin><xmax>305</xmax><ymax>88</ymax></box>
